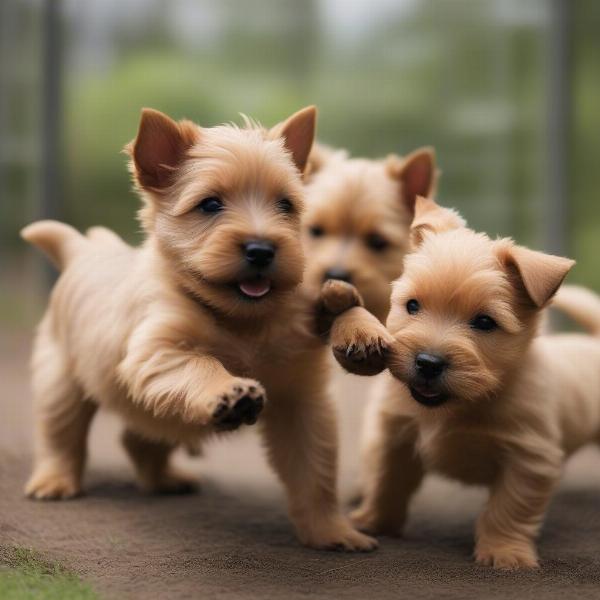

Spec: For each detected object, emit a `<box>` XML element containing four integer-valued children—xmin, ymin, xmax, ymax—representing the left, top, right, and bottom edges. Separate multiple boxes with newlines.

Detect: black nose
<box><xmin>323</xmin><ymin>268</ymin><xmax>352</xmax><ymax>284</ymax></box>
<box><xmin>244</xmin><ymin>241</ymin><xmax>275</xmax><ymax>268</ymax></box>
<box><xmin>415</xmin><ymin>353</ymin><xmax>447</xmax><ymax>380</ymax></box>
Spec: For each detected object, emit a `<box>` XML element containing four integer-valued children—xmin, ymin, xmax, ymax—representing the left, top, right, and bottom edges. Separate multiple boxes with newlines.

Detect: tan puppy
<box><xmin>322</xmin><ymin>197</ymin><xmax>600</xmax><ymax>569</ymax></box>
<box><xmin>303</xmin><ymin>144</ymin><xmax>437</xmax><ymax>322</ymax></box>
<box><xmin>21</xmin><ymin>106</ymin><xmax>376</xmax><ymax>552</ymax></box>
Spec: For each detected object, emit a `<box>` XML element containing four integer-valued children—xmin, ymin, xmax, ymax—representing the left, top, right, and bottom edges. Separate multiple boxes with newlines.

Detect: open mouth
<box><xmin>237</xmin><ymin>275</ymin><xmax>272</xmax><ymax>300</ymax></box>
<box><xmin>409</xmin><ymin>383</ymin><xmax>449</xmax><ymax>407</ymax></box>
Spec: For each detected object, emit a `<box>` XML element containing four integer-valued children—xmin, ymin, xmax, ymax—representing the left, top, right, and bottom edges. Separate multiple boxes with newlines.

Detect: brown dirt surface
<box><xmin>2</xmin><ymin>330</ymin><xmax>600</xmax><ymax>599</ymax></box>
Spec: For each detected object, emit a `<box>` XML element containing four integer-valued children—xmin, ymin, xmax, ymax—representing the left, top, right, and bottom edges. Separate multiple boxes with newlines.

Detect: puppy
<box><xmin>21</xmin><ymin>106</ymin><xmax>376</xmax><ymax>552</ymax></box>
<box><xmin>323</xmin><ymin>197</ymin><xmax>600</xmax><ymax>569</ymax></box>
<box><xmin>302</xmin><ymin>145</ymin><xmax>437</xmax><ymax>492</ymax></box>
<box><xmin>303</xmin><ymin>144</ymin><xmax>437</xmax><ymax>322</ymax></box>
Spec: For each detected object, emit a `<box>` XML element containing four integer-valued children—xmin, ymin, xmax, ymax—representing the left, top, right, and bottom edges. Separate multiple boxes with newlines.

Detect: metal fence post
<box><xmin>545</xmin><ymin>0</ymin><xmax>572</xmax><ymax>257</ymax></box>
<box><xmin>41</xmin><ymin>0</ymin><xmax>63</xmax><ymax>283</ymax></box>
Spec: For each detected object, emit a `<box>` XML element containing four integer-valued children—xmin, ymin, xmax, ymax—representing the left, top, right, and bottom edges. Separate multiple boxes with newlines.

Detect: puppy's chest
<box><xmin>208</xmin><ymin>328</ymin><xmax>308</xmax><ymax>377</ymax></box>
<box><xmin>417</xmin><ymin>425</ymin><xmax>500</xmax><ymax>486</ymax></box>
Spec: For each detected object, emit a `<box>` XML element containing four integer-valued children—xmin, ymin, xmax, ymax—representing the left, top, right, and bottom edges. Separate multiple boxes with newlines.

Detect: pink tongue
<box><xmin>415</xmin><ymin>385</ymin><xmax>440</xmax><ymax>398</ymax></box>
<box><xmin>239</xmin><ymin>278</ymin><xmax>271</xmax><ymax>298</ymax></box>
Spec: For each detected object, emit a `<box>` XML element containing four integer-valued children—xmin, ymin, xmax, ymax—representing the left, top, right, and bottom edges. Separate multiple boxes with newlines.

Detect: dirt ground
<box><xmin>2</xmin><ymin>330</ymin><xmax>600</xmax><ymax>600</ymax></box>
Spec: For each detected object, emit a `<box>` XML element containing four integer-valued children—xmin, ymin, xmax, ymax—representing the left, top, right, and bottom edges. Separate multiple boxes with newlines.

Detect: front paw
<box><xmin>140</xmin><ymin>469</ymin><xmax>199</xmax><ymax>495</ymax></box>
<box><xmin>332</xmin><ymin>323</ymin><xmax>392</xmax><ymax>376</ymax></box>
<box><xmin>315</xmin><ymin>280</ymin><xmax>364</xmax><ymax>337</ymax></box>
<box><xmin>211</xmin><ymin>378</ymin><xmax>266</xmax><ymax>431</ymax></box>
<box><xmin>350</xmin><ymin>505</ymin><xmax>405</xmax><ymax>537</ymax></box>
<box><xmin>25</xmin><ymin>470</ymin><xmax>81</xmax><ymax>501</ymax></box>
<box><xmin>299</xmin><ymin>517</ymin><xmax>379</xmax><ymax>552</ymax></box>
<box><xmin>475</xmin><ymin>540</ymin><xmax>539</xmax><ymax>570</ymax></box>
<box><xmin>320</xmin><ymin>279</ymin><xmax>363</xmax><ymax>315</ymax></box>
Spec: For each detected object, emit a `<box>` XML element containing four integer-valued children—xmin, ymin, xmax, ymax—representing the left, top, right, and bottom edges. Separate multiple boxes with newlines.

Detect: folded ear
<box><xmin>410</xmin><ymin>196</ymin><xmax>466</xmax><ymax>247</ymax></box>
<box><xmin>387</xmin><ymin>147</ymin><xmax>438</xmax><ymax>214</ymax></box>
<box><xmin>127</xmin><ymin>108</ymin><xmax>199</xmax><ymax>191</ymax></box>
<box><xmin>271</xmin><ymin>106</ymin><xmax>317</xmax><ymax>173</ymax></box>
<box><xmin>500</xmin><ymin>244</ymin><xmax>575</xmax><ymax>308</ymax></box>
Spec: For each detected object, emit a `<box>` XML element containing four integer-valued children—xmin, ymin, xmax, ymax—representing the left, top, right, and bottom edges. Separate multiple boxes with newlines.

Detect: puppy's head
<box><xmin>127</xmin><ymin>106</ymin><xmax>316</xmax><ymax>318</ymax></box>
<box><xmin>386</xmin><ymin>196</ymin><xmax>574</xmax><ymax>412</ymax></box>
<box><xmin>303</xmin><ymin>146</ymin><xmax>437</xmax><ymax>321</ymax></box>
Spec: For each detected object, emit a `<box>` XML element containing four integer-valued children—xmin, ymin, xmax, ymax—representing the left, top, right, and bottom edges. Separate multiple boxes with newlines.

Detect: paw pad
<box><xmin>212</xmin><ymin>382</ymin><xmax>265</xmax><ymax>431</ymax></box>
<box><xmin>334</xmin><ymin>337</ymin><xmax>389</xmax><ymax>376</ymax></box>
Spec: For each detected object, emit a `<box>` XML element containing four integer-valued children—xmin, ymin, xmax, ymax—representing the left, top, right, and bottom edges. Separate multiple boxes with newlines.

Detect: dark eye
<box><xmin>366</xmin><ymin>233</ymin><xmax>389</xmax><ymax>252</ymax></box>
<box><xmin>406</xmin><ymin>299</ymin><xmax>420</xmax><ymax>314</ymax></box>
<box><xmin>277</xmin><ymin>198</ymin><xmax>294</xmax><ymax>213</ymax></box>
<box><xmin>470</xmin><ymin>314</ymin><xmax>498</xmax><ymax>332</ymax></box>
<box><xmin>197</xmin><ymin>196</ymin><xmax>223</xmax><ymax>214</ymax></box>
<box><xmin>310</xmin><ymin>225</ymin><xmax>324</xmax><ymax>237</ymax></box>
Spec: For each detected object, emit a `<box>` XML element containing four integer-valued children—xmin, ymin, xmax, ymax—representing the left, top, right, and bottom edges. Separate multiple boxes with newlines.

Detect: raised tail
<box><xmin>85</xmin><ymin>225</ymin><xmax>128</xmax><ymax>248</ymax></box>
<box><xmin>21</xmin><ymin>220</ymin><xmax>86</xmax><ymax>271</ymax></box>
<box><xmin>552</xmin><ymin>284</ymin><xmax>600</xmax><ymax>336</ymax></box>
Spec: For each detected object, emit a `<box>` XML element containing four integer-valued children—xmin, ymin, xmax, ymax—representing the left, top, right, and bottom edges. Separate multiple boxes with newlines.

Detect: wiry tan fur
<box><xmin>303</xmin><ymin>144</ymin><xmax>438</xmax><ymax>322</ymax></box>
<box><xmin>323</xmin><ymin>197</ymin><xmax>600</xmax><ymax>569</ymax></box>
<box><xmin>21</xmin><ymin>106</ymin><xmax>376</xmax><ymax>552</ymax></box>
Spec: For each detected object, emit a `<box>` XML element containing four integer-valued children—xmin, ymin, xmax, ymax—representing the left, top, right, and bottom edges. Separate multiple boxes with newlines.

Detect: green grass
<box><xmin>0</xmin><ymin>547</ymin><xmax>99</xmax><ymax>600</ymax></box>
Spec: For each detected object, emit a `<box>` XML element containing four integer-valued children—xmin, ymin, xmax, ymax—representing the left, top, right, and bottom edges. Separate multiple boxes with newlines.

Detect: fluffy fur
<box><xmin>21</xmin><ymin>107</ymin><xmax>377</xmax><ymax>552</ymax></box>
<box><xmin>323</xmin><ymin>197</ymin><xmax>600</xmax><ymax>569</ymax></box>
<box><xmin>303</xmin><ymin>144</ymin><xmax>438</xmax><ymax>322</ymax></box>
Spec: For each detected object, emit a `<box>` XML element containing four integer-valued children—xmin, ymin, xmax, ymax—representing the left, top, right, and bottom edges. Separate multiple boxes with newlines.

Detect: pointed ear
<box><xmin>387</xmin><ymin>147</ymin><xmax>438</xmax><ymax>214</ymax></box>
<box><xmin>304</xmin><ymin>142</ymin><xmax>340</xmax><ymax>178</ymax></box>
<box><xmin>127</xmin><ymin>108</ymin><xmax>199</xmax><ymax>191</ymax></box>
<box><xmin>500</xmin><ymin>245</ymin><xmax>575</xmax><ymax>308</ymax></box>
<box><xmin>272</xmin><ymin>106</ymin><xmax>317</xmax><ymax>173</ymax></box>
<box><xmin>410</xmin><ymin>196</ymin><xmax>466</xmax><ymax>247</ymax></box>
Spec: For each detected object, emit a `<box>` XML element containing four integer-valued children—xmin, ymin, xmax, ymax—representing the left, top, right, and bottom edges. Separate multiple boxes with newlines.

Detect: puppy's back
<box><xmin>27</xmin><ymin>224</ymin><xmax>148</xmax><ymax>403</ymax></box>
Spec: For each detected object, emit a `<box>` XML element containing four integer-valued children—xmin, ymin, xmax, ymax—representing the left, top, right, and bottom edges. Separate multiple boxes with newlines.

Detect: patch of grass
<box><xmin>0</xmin><ymin>546</ymin><xmax>99</xmax><ymax>600</ymax></box>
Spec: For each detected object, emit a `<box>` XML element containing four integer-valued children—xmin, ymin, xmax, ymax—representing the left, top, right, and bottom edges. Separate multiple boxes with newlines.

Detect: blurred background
<box><xmin>1</xmin><ymin>5</ymin><xmax>599</xmax><ymax>593</ymax></box>
<box><xmin>1</xmin><ymin>0</ymin><xmax>599</xmax><ymax>330</ymax></box>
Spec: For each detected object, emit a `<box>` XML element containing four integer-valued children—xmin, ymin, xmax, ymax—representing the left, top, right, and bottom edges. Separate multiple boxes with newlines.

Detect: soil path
<box><xmin>2</xmin><ymin>331</ymin><xmax>600</xmax><ymax>599</ymax></box>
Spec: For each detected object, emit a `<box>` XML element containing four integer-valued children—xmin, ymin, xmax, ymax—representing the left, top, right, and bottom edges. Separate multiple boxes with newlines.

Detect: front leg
<box><xmin>351</xmin><ymin>391</ymin><xmax>424</xmax><ymax>535</ymax></box>
<box><xmin>260</xmin><ymin>364</ymin><xmax>377</xmax><ymax>552</ymax></box>
<box><xmin>118</xmin><ymin>323</ymin><xmax>265</xmax><ymax>431</ymax></box>
<box><xmin>475</xmin><ymin>444</ymin><xmax>563</xmax><ymax>570</ymax></box>
<box><xmin>331</xmin><ymin>307</ymin><xmax>394</xmax><ymax>376</ymax></box>
<box><xmin>315</xmin><ymin>279</ymin><xmax>364</xmax><ymax>337</ymax></box>
<box><xmin>318</xmin><ymin>278</ymin><xmax>394</xmax><ymax>376</ymax></box>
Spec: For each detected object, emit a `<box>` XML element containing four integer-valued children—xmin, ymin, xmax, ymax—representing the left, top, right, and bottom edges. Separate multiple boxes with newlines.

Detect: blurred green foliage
<box><xmin>3</xmin><ymin>0</ymin><xmax>600</xmax><ymax>292</ymax></box>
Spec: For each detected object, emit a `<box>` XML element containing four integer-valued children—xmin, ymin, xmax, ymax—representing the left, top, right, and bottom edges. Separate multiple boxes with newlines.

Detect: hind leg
<box><xmin>122</xmin><ymin>429</ymin><xmax>197</xmax><ymax>494</ymax></box>
<box><xmin>26</xmin><ymin>340</ymin><xmax>97</xmax><ymax>500</ymax></box>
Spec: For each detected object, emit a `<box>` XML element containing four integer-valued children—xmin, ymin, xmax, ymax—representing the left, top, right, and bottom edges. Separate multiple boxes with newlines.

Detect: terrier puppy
<box><xmin>303</xmin><ymin>146</ymin><xmax>437</xmax><ymax>497</ymax></box>
<box><xmin>303</xmin><ymin>144</ymin><xmax>437</xmax><ymax>322</ymax></box>
<box><xmin>22</xmin><ymin>106</ymin><xmax>376</xmax><ymax>552</ymax></box>
<box><xmin>323</xmin><ymin>197</ymin><xmax>597</xmax><ymax>569</ymax></box>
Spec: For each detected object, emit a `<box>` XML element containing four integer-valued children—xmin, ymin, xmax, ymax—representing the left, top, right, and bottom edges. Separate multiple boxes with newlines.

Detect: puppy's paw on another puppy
<box><xmin>211</xmin><ymin>378</ymin><xmax>266</xmax><ymax>431</ymax></box>
<box><xmin>320</xmin><ymin>279</ymin><xmax>363</xmax><ymax>315</ymax></box>
<box><xmin>300</xmin><ymin>518</ymin><xmax>379</xmax><ymax>552</ymax></box>
<box><xmin>333</xmin><ymin>336</ymin><xmax>389</xmax><ymax>376</ymax></box>
<box><xmin>315</xmin><ymin>280</ymin><xmax>364</xmax><ymax>337</ymax></box>
<box><xmin>25</xmin><ymin>471</ymin><xmax>81</xmax><ymax>501</ymax></box>
<box><xmin>475</xmin><ymin>541</ymin><xmax>539</xmax><ymax>570</ymax></box>
<box><xmin>332</xmin><ymin>319</ymin><xmax>393</xmax><ymax>376</ymax></box>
